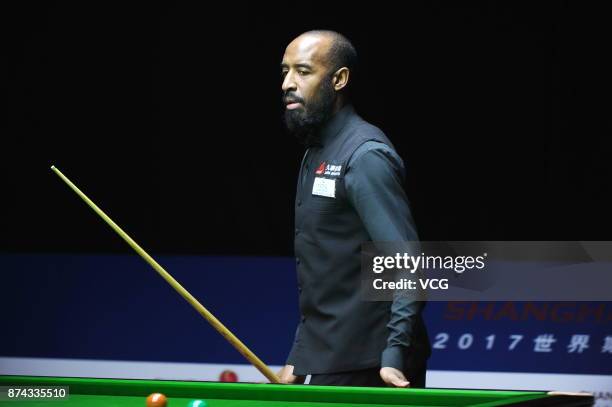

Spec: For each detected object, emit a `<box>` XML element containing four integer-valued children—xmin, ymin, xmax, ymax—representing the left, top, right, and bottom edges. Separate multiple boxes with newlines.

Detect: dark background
<box><xmin>2</xmin><ymin>2</ymin><xmax>611</xmax><ymax>257</ymax></box>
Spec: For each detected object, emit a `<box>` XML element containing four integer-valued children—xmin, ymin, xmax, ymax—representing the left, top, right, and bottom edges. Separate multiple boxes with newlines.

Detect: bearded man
<box><xmin>277</xmin><ymin>30</ymin><xmax>431</xmax><ymax>388</ymax></box>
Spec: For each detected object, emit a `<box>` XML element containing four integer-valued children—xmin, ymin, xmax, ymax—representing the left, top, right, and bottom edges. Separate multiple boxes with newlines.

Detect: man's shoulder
<box><xmin>346</xmin><ymin>112</ymin><xmax>387</xmax><ymax>139</ymax></box>
<box><xmin>344</xmin><ymin>113</ymin><xmax>399</xmax><ymax>164</ymax></box>
<box><xmin>349</xmin><ymin>140</ymin><xmax>402</xmax><ymax>170</ymax></box>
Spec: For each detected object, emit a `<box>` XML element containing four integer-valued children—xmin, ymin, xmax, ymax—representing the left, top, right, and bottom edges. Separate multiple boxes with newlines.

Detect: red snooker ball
<box><xmin>219</xmin><ymin>370</ymin><xmax>238</xmax><ymax>382</ymax></box>
<box><xmin>146</xmin><ymin>393</ymin><xmax>167</xmax><ymax>407</ymax></box>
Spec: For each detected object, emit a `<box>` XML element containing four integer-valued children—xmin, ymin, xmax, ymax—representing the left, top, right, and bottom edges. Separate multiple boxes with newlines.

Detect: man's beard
<box><xmin>283</xmin><ymin>79</ymin><xmax>335</xmax><ymax>146</ymax></box>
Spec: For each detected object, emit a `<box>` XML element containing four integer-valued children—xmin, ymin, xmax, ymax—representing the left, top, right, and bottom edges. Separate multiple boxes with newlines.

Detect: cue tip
<box><xmin>51</xmin><ymin>165</ymin><xmax>57</xmax><ymax>170</ymax></box>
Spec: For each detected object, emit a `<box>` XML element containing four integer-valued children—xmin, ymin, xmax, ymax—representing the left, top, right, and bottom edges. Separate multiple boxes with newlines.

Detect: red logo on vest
<box><xmin>315</xmin><ymin>162</ymin><xmax>326</xmax><ymax>175</ymax></box>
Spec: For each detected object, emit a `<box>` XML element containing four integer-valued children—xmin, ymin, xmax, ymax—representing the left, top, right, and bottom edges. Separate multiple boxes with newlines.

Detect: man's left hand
<box><xmin>380</xmin><ymin>367</ymin><xmax>410</xmax><ymax>387</ymax></box>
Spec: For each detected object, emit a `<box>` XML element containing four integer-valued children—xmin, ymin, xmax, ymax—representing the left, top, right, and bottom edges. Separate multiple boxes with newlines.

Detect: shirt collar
<box><xmin>316</xmin><ymin>104</ymin><xmax>355</xmax><ymax>148</ymax></box>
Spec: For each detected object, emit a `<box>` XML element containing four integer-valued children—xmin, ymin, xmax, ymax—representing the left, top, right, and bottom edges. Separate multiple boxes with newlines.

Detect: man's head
<box><xmin>281</xmin><ymin>30</ymin><xmax>357</xmax><ymax>143</ymax></box>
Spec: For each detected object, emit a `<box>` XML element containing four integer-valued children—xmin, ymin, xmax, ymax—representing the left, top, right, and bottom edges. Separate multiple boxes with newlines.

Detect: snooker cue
<box><xmin>50</xmin><ymin>165</ymin><xmax>280</xmax><ymax>384</ymax></box>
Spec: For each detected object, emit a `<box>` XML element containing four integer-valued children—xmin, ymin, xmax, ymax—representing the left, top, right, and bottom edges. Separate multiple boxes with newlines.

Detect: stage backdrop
<box><xmin>1</xmin><ymin>254</ymin><xmax>610</xmax><ymax>406</ymax></box>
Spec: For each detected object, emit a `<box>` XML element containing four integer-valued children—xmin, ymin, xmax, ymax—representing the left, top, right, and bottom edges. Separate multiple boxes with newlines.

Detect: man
<box><xmin>278</xmin><ymin>30</ymin><xmax>430</xmax><ymax>387</ymax></box>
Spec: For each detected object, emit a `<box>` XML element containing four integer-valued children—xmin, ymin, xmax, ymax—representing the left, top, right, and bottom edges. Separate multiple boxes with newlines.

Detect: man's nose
<box><xmin>282</xmin><ymin>72</ymin><xmax>297</xmax><ymax>93</ymax></box>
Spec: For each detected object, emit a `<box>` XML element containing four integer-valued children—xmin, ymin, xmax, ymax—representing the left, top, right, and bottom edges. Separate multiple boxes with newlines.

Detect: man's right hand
<box><xmin>277</xmin><ymin>364</ymin><xmax>305</xmax><ymax>384</ymax></box>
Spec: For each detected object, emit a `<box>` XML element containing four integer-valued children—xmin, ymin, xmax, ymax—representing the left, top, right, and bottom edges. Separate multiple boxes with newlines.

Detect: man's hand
<box><xmin>380</xmin><ymin>367</ymin><xmax>410</xmax><ymax>387</ymax></box>
<box><xmin>277</xmin><ymin>364</ymin><xmax>305</xmax><ymax>384</ymax></box>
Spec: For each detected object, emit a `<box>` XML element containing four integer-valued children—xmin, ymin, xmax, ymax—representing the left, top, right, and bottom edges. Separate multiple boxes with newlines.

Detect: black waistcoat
<box><xmin>292</xmin><ymin>106</ymin><xmax>396</xmax><ymax>374</ymax></box>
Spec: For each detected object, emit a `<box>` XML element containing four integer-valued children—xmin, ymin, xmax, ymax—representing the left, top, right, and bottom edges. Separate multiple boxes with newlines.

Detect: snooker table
<box><xmin>0</xmin><ymin>375</ymin><xmax>593</xmax><ymax>407</ymax></box>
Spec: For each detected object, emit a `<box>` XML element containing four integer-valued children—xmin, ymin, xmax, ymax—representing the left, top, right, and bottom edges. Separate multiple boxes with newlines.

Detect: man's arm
<box><xmin>286</xmin><ymin>324</ymin><xmax>300</xmax><ymax>366</ymax></box>
<box><xmin>345</xmin><ymin>140</ymin><xmax>422</xmax><ymax>377</ymax></box>
<box><xmin>278</xmin><ymin>320</ymin><xmax>306</xmax><ymax>384</ymax></box>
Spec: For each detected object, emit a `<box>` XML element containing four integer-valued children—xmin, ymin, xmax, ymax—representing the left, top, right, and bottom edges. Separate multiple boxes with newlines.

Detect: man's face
<box><xmin>281</xmin><ymin>34</ymin><xmax>336</xmax><ymax>140</ymax></box>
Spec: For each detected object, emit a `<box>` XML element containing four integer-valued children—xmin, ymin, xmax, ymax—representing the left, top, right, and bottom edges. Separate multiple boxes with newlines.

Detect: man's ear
<box><xmin>332</xmin><ymin>67</ymin><xmax>350</xmax><ymax>91</ymax></box>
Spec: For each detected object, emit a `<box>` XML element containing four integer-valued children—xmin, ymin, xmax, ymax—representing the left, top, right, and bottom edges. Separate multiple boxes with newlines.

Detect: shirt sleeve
<box><xmin>345</xmin><ymin>140</ymin><xmax>423</xmax><ymax>371</ymax></box>
<box><xmin>285</xmin><ymin>324</ymin><xmax>300</xmax><ymax>365</ymax></box>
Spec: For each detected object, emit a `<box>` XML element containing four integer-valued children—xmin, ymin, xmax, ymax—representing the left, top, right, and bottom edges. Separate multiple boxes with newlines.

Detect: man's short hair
<box><xmin>306</xmin><ymin>30</ymin><xmax>358</xmax><ymax>75</ymax></box>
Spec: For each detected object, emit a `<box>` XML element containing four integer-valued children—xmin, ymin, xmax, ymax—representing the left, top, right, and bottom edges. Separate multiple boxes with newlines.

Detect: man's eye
<box><xmin>281</xmin><ymin>71</ymin><xmax>288</xmax><ymax>77</ymax></box>
<box><xmin>298</xmin><ymin>70</ymin><xmax>309</xmax><ymax>76</ymax></box>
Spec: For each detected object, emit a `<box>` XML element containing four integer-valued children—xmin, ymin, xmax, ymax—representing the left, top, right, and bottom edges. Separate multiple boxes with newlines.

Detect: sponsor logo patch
<box><xmin>324</xmin><ymin>164</ymin><xmax>342</xmax><ymax>177</ymax></box>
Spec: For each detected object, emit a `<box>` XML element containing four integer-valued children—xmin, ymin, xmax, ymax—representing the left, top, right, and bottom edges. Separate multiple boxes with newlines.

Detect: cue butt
<box><xmin>50</xmin><ymin>165</ymin><xmax>280</xmax><ymax>384</ymax></box>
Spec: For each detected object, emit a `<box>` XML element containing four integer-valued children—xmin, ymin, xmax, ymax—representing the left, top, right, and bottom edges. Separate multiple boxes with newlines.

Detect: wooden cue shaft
<box><xmin>50</xmin><ymin>165</ymin><xmax>280</xmax><ymax>384</ymax></box>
